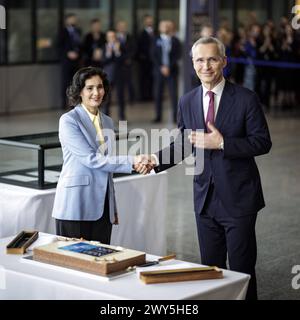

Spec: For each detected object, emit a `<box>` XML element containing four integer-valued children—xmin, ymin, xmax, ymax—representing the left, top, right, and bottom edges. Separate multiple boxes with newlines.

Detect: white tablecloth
<box><xmin>0</xmin><ymin>233</ymin><xmax>250</xmax><ymax>300</ymax></box>
<box><xmin>0</xmin><ymin>172</ymin><xmax>167</xmax><ymax>255</ymax></box>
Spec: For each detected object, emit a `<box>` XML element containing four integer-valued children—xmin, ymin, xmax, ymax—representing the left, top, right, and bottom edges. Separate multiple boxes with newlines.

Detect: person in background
<box><xmin>116</xmin><ymin>20</ymin><xmax>136</xmax><ymax>104</ymax></box>
<box><xmin>200</xmin><ymin>24</ymin><xmax>214</xmax><ymax>38</ymax></box>
<box><xmin>168</xmin><ymin>20</ymin><xmax>179</xmax><ymax>38</ymax></box>
<box><xmin>243</xmin><ymin>23</ymin><xmax>262</xmax><ymax>91</ymax></box>
<box><xmin>217</xmin><ymin>27</ymin><xmax>233</xmax><ymax>79</ymax></box>
<box><xmin>137</xmin><ymin>14</ymin><xmax>155</xmax><ymax>102</ymax></box>
<box><xmin>257</xmin><ymin>23</ymin><xmax>277</xmax><ymax>112</ymax></box>
<box><xmin>58</xmin><ymin>13</ymin><xmax>82</xmax><ymax>108</ymax></box>
<box><xmin>101</xmin><ymin>30</ymin><xmax>127</xmax><ymax>120</ymax></box>
<box><xmin>276</xmin><ymin>24</ymin><xmax>297</xmax><ymax>110</ymax></box>
<box><xmin>52</xmin><ymin>67</ymin><xmax>148</xmax><ymax>243</ymax></box>
<box><xmin>231</xmin><ymin>24</ymin><xmax>247</xmax><ymax>85</ymax></box>
<box><xmin>152</xmin><ymin>20</ymin><xmax>181</xmax><ymax>123</ymax></box>
<box><xmin>82</xmin><ymin>18</ymin><xmax>106</xmax><ymax>68</ymax></box>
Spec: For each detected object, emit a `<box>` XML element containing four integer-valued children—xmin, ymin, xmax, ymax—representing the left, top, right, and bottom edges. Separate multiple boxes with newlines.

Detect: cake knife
<box><xmin>138</xmin><ymin>254</ymin><xmax>176</xmax><ymax>268</ymax></box>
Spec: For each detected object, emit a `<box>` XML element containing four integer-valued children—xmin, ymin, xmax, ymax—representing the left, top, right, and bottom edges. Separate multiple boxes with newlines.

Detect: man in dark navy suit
<box><xmin>101</xmin><ymin>30</ymin><xmax>126</xmax><ymax>120</ymax></box>
<box><xmin>82</xmin><ymin>18</ymin><xmax>106</xmax><ymax>67</ymax></box>
<box><xmin>146</xmin><ymin>37</ymin><xmax>272</xmax><ymax>300</ymax></box>
<box><xmin>137</xmin><ymin>14</ymin><xmax>155</xmax><ymax>101</ymax></box>
<box><xmin>59</xmin><ymin>13</ymin><xmax>81</xmax><ymax>108</ymax></box>
<box><xmin>152</xmin><ymin>20</ymin><xmax>181</xmax><ymax>123</ymax></box>
<box><xmin>116</xmin><ymin>20</ymin><xmax>136</xmax><ymax>104</ymax></box>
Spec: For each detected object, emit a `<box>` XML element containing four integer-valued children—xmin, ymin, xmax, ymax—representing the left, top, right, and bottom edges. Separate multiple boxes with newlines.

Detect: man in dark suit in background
<box><xmin>102</xmin><ymin>30</ymin><xmax>126</xmax><ymax>120</ymax></box>
<box><xmin>58</xmin><ymin>13</ymin><xmax>82</xmax><ymax>108</ymax></box>
<box><xmin>137</xmin><ymin>14</ymin><xmax>155</xmax><ymax>101</ymax></box>
<box><xmin>82</xmin><ymin>18</ymin><xmax>106</xmax><ymax>68</ymax></box>
<box><xmin>147</xmin><ymin>37</ymin><xmax>272</xmax><ymax>300</ymax></box>
<box><xmin>116</xmin><ymin>20</ymin><xmax>136</xmax><ymax>104</ymax></box>
<box><xmin>152</xmin><ymin>20</ymin><xmax>181</xmax><ymax>123</ymax></box>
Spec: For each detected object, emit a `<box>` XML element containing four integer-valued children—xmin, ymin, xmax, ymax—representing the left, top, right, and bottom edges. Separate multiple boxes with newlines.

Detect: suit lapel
<box><xmin>74</xmin><ymin>105</ymin><xmax>98</xmax><ymax>150</ymax></box>
<box><xmin>192</xmin><ymin>86</ymin><xmax>206</xmax><ymax>131</ymax></box>
<box><xmin>215</xmin><ymin>81</ymin><xmax>235</xmax><ymax>129</ymax></box>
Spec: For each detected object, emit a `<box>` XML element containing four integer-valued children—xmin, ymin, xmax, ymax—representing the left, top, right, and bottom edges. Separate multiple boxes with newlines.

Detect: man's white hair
<box><xmin>191</xmin><ymin>37</ymin><xmax>226</xmax><ymax>58</ymax></box>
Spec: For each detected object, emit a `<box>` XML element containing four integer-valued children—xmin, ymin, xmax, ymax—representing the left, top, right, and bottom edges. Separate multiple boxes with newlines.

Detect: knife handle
<box><xmin>158</xmin><ymin>254</ymin><xmax>176</xmax><ymax>262</ymax></box>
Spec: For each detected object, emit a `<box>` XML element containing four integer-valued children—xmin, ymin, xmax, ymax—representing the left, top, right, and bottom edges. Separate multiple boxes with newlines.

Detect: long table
<box><xmin>0</xmin><ymin>172</ymin><xmax>167</xmax><ymax>256</ymax></box>
<box><xmin>0</xmin><ymin>233</ymin><xmax>250</xmax><ymax>300</ymax></box>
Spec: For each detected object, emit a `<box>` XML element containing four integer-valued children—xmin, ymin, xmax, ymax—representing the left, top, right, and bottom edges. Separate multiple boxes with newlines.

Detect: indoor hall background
<box><xmin>0</xmin><ymin>0</ymin><xmax>299</xmax><ymax>300</ymax></box>
<box><xmin>0</xmin><ymin>105</ymin><xmax>299</xmax><ymax>300</ymax></box>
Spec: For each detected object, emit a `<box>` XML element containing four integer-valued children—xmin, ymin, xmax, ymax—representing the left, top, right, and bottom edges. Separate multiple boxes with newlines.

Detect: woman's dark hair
<box><xmin>66</xmin><ymin>67</ymin><xmax>110</xmax><ymax>108</ymax></box>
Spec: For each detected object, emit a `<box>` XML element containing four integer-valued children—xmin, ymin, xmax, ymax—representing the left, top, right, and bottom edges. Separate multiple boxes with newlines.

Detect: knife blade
<box><xmin>138</xmin><ymin>254</ymin><xmax>176</xmax><ymax>268</ymax></box>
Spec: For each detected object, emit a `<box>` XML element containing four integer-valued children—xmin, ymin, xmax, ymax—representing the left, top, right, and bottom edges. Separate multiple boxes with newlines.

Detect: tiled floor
<box><xmin>0</xmin><ymin>101</ymin><xmax>299</xmax><ymax>300</ymax></box>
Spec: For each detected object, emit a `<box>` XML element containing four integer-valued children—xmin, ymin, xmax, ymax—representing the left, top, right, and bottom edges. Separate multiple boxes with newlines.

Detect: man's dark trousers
<box><xmin>154</xmin><ymin>72</ymin><xmax>178</xmax><ymax>122</ymax></box>
<box><xmin>195</xmin><ymin>182</ymin><xmax>258</xmax><ymax>300</ymax></box>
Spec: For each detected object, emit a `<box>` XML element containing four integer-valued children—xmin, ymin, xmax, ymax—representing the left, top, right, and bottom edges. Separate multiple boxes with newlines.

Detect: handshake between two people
<box><xmin>131</xmin><ymin>123</ymin><xmax>224</xmax><ymax>175</ymax></box>
<box><xmin>133</xmin><ymin>154</ymin><xmax>157</xmax><ymax>175</ymax></box>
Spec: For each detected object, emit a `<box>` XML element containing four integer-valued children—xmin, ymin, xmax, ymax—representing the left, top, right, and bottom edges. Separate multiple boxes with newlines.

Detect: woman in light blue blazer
<box><xmin>52</xmin><ymin>67</ymin><xmax>147</xmax><ymax>243</ymax></box>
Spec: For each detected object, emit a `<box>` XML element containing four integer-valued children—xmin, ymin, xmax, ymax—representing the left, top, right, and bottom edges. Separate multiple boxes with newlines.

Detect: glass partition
<box><xmin>64</xmin><ymin>0</ymin><xmax>110</xmax><ymax>35</ymax></box>
<box><xmin>36</xmin><ymin>0</ymin><xmax>59</xmax><ymax>62</ymax></box>
<box><xmin>0</xmin><ymin>132</ymin><xmax>62</xmax><ymax>189</ymax></box>
<box><xmin>8</xmin><ymin>0</ymin><xmax>32</xmax><ymax>63</ymax></box>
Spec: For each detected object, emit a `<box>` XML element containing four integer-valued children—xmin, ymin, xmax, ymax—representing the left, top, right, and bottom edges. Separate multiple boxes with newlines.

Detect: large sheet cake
<box><xmin>33</xmin><ymin>238</ymin><xmax>146</xmax><ymax>275</ymax></box>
